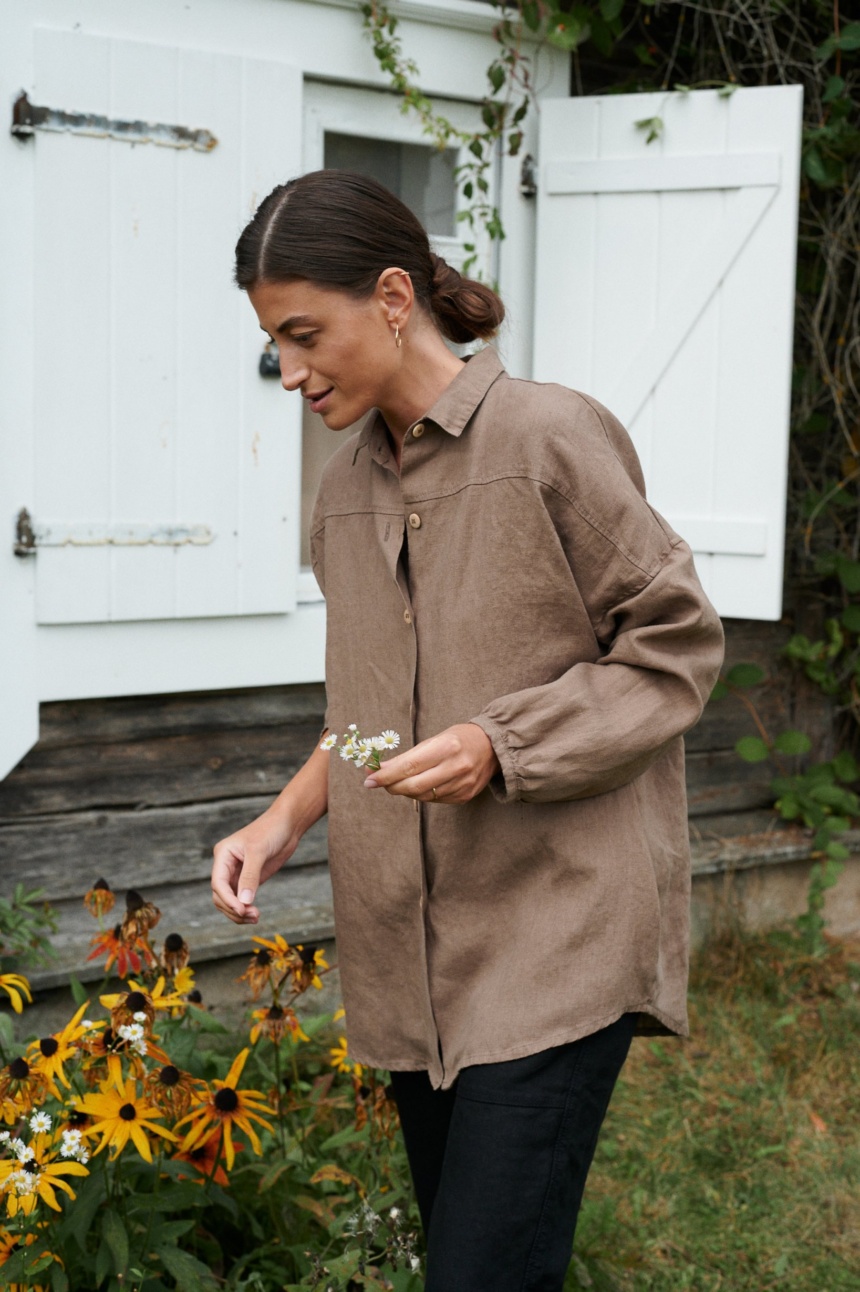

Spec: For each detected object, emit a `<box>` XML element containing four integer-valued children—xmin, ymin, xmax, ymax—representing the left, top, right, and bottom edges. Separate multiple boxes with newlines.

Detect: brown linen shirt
<box><xmin>310</xmin><ymin>344</ymin><xmax>725</xmax><ymax>1090</ymax></box>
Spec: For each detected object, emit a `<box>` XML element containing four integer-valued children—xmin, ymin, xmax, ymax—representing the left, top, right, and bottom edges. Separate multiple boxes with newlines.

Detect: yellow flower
<box><xmin>249</xmin><ymin>1004</ymin><xmax>309</xmax><ymax>1045</ymax></box>
<box><xmin>26</xmin><ymin>1001</ymin><xmax>93</xmax><ymax>1096</ymax></box>
<box><xmin>175</xmin><ymin>1048</ymin><xmax>273</xmax><ymax>1171</ymax></box>
<box><xmin>330</xmin><ymin>1036</ymin><xmax>363</xmax><ymax>1077</ymax></box>
<box><xmin>292</xmin><ymin>944</ymin><xmax>329</xmax><ymax>993</ymax></box>
<box><xmin>0</xmin><ymin>1137</ymin><xmax>89</xmax><ymax>1218</ymax></box>
<box><xmin>172</xmin><ymin>965</ymin><xmax>196</xmax><ymax>996</ymax></box>
<box><xmin>0</xmin><ymin>974</ymin><xmax>32</xmax><ymax>1014</ymax></box>
<box><xmin>74</xmin><ymin>1076</ymin><xmax>177</xmax><ymax>1162</ymax></box>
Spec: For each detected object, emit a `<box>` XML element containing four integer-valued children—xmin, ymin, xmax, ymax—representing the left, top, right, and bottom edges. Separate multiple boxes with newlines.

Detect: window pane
<box><xmin>323</xmin><ymin>132</ymin><xmax>457</xmax><ymax>237</ymax></box>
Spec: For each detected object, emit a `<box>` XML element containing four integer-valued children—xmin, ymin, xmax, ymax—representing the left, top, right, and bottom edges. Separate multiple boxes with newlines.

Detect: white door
<box><xmin>27</xmin><ymin>28</ymin><xmax>301</xmax><ymax>625</ymax></box>
<box><xmin>533</xmin><ymin>86</ymin><xmax>803</xmax><ymax>621</ymax></box>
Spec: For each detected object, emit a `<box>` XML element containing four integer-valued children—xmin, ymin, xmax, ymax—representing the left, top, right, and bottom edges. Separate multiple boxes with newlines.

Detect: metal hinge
<box><xmin>14</xmin><ymin>508</ymin><xmax>214</xmax><ymax>556</ymax></box>
<box><xmin>519</xmin><ymin>153</ymin><xmax>538</xmax><ymax>198</ymax></box>
<box><xmin>10</xmin><ymin>90</ymin><xmax>218</xmax><ymax>152</ymax></box>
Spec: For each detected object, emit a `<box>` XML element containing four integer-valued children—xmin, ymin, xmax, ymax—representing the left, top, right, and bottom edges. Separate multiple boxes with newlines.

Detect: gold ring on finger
<box><xmin>431</xmin><ymin>786</ymin><xmax>438</xmax><ymax>801</ymax></box>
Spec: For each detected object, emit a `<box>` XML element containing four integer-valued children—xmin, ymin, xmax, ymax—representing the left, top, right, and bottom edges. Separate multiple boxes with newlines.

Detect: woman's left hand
<box><xmin>363</xmin><ymin>723</ymin><xmax>500</xmax><ymax>804</ymax></box>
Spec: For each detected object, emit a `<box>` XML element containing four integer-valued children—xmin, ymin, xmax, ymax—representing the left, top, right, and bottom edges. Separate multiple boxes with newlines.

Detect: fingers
<box><xmin>363</xmin><ymin>724</ymin><xmax>499</xmax><ymax>804</ymax></box>
<box><xmin>211</xmin><ymin>845</ymin><xmax>261</xmax><ymax>926</ymax></box>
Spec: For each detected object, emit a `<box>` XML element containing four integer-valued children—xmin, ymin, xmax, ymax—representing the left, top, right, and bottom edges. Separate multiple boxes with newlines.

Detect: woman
<box><xmin>211</xmin><ymin>170</ymin><xmax>725</xmax><ymax>1289</ymax></box>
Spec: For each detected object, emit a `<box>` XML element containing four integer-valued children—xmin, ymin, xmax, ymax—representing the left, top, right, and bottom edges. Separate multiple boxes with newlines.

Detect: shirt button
<box><xmin>408</xmin><ymin>513</ymin><xmax>421</xmax><ymax>529</ymax></box>
<box><xmin>403</xmin><ymin>609</ymin><xmax>412</xmax><ymax>624</ymax></box>
<box><xmin>412</xmin><ymin>423</ymin><xmax>425</xmax><ymax>438</ymax></box>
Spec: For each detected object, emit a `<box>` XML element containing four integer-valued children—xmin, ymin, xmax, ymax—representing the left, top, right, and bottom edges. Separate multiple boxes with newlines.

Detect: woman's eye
<box><xmin>293</xmin><ymin>333</ymin><xmax>315</xmax><ymax>345</ymax></box>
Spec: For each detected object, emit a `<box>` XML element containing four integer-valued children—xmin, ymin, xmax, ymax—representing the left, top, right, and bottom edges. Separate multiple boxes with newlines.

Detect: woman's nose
<box><xmin>280</xmin><ymin>358</ymin><xmax>310</xmax><ymax>393</ymax></box>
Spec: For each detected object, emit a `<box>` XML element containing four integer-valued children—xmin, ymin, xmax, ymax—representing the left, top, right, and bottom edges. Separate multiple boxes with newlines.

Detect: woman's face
<box><xmin>248</xmin><ymin>276</ymin><xmax>404</xmax><ymax>431</ymax></box>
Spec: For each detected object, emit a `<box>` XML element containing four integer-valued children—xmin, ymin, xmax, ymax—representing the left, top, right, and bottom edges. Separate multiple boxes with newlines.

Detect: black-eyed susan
<box><xmin>172</xmin><ymin>964</ymin><xmax>196</xmax><ymax>997</ymax></box>
<box><xmin>0</xmin><ymin>1059</ymin><xmax>47</xmax><ymax>1119</ymax></box>
<box><xmin>330</xmin><ymin>1035</ymin><xmax>363</xmax><ymax>1078</ymax></box>
<box><xmin>173</xmin><ymin>1128</ymin><xmax>238</xmax><ymax>1187</ymax></box>
<box><xmin>144</xmin><ymin>1064</ymin><xmax>199</xmax><ymax>1119</ymax></box>
<box><xmin>249</xmin><ymin>1003</ymin><xmax>309</xmax><ymax>1045</ymax></box>
<box><xmin>160</xmin><ymin>932</ymin><xmax>190</xmax><ymax>975</ymax></box>
<box><xmin>175</xmin><ymin>1048</ymin><xmax>273</xmax><ymax>1170</ymax></box>
<box><xmin>74</xmin><ymin>1076</ymin><xmax>177</xmax><ymax>1162</ymax></box>
<box><xmin>237</xmin><ymin>946</ymin><xmax>274</xmax><ymax>999</ymax></box>
<box><xmin>249</xmin><ymin>933</ymin><xmax>292</xmax><ymax>976</ymax></box>
<box><xmin>292</xmin><ymin>944</ymin><xmax>329</xmax><ymax>993</ymax></box>
<box><xmin>26</xmin><ymin>1003</ymin><xmax>95</xmax><ymax>1098</ymax></box>
<box><xmin>0</xmin><ymin>974</ymin><xmax>32</xmax><ymax>1014</ymax></box>
<box><xmin>0</xmin><ymin>1137</ymin><xmax>89</xmax><ymax>1218</ymax></box>
<box><xmin>121</xmin><ymin>888</ymin><xmax>161</xmax><ymax>942</ymax></box>
<box><xmin>86</xmin><ymin>923</ymin><xmax>147</xmax><ymax>978</ymax></box>
<box><xmin>83</xmin><ymin>877</ymin><xmax>115</xmax><ymax>919</ymax></box>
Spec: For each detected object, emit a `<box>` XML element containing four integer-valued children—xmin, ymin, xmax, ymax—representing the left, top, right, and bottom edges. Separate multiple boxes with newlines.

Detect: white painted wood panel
<box><xmin>533</xmin><ymin>86</ymin><xmax>803</xmax><ymax>621</ymax></box>
<box><xmin>31</xmin><ymin>29</ymin><xmax>302</xmax><ymax>624</ymax></box>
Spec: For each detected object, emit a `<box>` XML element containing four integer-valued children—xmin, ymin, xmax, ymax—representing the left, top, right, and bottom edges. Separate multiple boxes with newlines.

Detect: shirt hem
<box><xmin>350</xmin><ymin>1000</ymin><xmax>689</xmax><ymax>1090</ymax></box>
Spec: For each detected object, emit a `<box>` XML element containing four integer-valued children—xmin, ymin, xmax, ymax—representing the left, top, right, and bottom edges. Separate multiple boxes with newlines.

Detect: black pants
<box><xmin>389</xmin><ymin>1013</ymin><xmax>636</xmax><ymax>1292</ymax></box>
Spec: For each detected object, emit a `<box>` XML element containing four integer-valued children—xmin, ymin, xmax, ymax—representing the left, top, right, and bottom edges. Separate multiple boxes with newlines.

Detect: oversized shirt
<box><xmin>310</xmin><ymin>344</ymin><xmax>725</xmax><ymax>1090</ymax></box>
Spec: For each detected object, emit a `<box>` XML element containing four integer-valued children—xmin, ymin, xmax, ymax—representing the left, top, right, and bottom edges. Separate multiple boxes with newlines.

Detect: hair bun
<box><xmin>428</xmin><ymin>252</ymin><xmax>505</xmax><ymax>345</ymax></box>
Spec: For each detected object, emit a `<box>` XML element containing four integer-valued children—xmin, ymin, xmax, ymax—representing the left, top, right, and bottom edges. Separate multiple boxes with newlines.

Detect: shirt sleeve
<box><xmin>467</xmin><ymin>394</ymin><xmax>725</xmax><ymax>805</ymax></box>
<box><xmin>470</xmin><ymin>535</ymin><xmax>724</xmax><ymax>803</ymax></box>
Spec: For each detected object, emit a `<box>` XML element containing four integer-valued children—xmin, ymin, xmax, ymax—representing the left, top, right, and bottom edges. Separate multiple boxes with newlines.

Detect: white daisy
<box><xmin>339</xmin><ymin>745</ymin><xmax>354</xmax><ymax>761</ymax></box>
<box><xmin>132</xmin><ymin>1011</ymin><xmax>148</xmax><ymax>1023</ymax></box>
<box><xmin>29</xmin><ymin>1112</ymin><xmax>51</xmax><ymax>1134</ymax></box>
<box><xmin>320</xmin><ymin>733</ymin><xmax>338</xmax><ymax>750</ymax></box>
<box><xmin>379</xmin><ymin>730</ymin><xmax>400</xmax><ymax>749</ymax></box>
<box><xmin>347</xmin><ymin>723</ymin><xmax>358</xmax><ymax>732</ymax></box>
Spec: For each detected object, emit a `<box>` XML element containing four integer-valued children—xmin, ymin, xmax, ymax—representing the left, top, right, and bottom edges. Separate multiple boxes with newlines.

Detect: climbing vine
<box><xmin>362</xmin><ymin>1</ymin><xmax>860</xmax><ymax>945</ymax></box>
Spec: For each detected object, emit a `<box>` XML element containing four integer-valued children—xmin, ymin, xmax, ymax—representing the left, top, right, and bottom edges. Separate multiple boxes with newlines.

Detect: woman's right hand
<box><xmin>211</xmin><ymin>809</ymin><xmax>298</xmax><ymax>925</ymax></box>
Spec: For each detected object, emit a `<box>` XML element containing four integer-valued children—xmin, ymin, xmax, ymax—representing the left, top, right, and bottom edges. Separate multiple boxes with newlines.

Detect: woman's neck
<box><xmin>377</xmin><ymin>330</ymin><xmax>466</xmax><ymax>466</ymax></box>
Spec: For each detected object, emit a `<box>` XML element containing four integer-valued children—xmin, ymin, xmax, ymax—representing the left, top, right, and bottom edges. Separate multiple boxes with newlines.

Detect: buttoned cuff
<box><xmin>468</xmin><ymin>716</ymin><xmax>522</xmax><ymax>804</ymax></box>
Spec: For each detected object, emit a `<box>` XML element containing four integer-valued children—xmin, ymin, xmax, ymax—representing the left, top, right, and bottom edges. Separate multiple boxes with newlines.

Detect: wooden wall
<box><xmin>0</xmin><ymin>616</ymin><xmax>836</xmax><ymax>994</ymax></box>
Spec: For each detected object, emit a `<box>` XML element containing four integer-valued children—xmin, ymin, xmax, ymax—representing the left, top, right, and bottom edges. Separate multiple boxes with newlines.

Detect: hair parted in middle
<box><xmin>234</xmin><ymin>169</ymin><xmax>504</xmax><ymax>346</ymax></box>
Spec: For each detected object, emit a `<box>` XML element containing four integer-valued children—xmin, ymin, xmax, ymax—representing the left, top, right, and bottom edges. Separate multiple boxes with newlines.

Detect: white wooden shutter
<box><xmin>30</xmin><ymin>28</ymin><xmax>301</xmax><ymax>623</ymax></box>
<box><xmin>533</xmin><ymin>86</ymin><xmax>803</xmax><ymax>621</ymax></box>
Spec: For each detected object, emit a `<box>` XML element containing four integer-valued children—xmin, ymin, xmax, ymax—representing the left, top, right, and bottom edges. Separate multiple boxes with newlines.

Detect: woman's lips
<box><xmin>307</xmin><ymin>388</ymin><xmax>334</xmax><ymax>414</ymax></box>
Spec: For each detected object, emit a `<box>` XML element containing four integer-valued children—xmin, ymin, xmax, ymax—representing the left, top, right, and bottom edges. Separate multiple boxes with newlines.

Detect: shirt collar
<box><xmin>353</xmin><ymin>344</ymin><xmax>506</xmax><ymax>465</ymax></box>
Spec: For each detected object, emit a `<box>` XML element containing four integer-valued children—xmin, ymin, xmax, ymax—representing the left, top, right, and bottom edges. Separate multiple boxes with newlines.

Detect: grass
<box><xmin>567</xmin><ymin>926</ymin><xmax>860</xmax><ymax>1291</ymax></box>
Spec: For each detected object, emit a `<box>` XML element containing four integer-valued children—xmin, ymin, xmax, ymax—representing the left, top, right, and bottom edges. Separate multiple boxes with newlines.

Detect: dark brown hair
<box><xmin>234</xmin><ymin>170</ymin><xmax>504</xmax><ymax>345</ymax></box>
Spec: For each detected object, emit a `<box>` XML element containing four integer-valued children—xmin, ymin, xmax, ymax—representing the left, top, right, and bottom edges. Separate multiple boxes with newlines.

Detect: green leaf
<box><xmin>825</xmin><ymin>840</ymin><xmax>850</xmax><ymax>860</ymax></box>
<box><xmin>773</xmin><ymin>730</ymin><xmax>812</xmax><ymax>756</ymax></box>
<box><xmin>68</xmin><ymin>971</ymin><xmax>89</xmax><ymax>1008</ymax></box>
<box><xmin>709</xmin><ymin>680</ymin><xmax>729</xmax><ymax>701</ymax></box>
<box><xmin>102</xmin><ymin>1209</ymin><xmax>129</xmax><ymax>1275</ymax></box>
<box><xmin>600</xmin><ymin>0</ymin><xmax>623</xmax><ymax>19</ymax></box>
<box><xmin>717</xmin><ymin>82</ymin><xmax>738</xmax><ymax>98</ymax></box>
<box><xmin>489</xmin><ymin>64</ymin><xmax>506</xmax><ymax>94</ymax></box>
<box><xmin>840</xmin><ymin>604</ymin><xmax>860</xmax><ymax>633</ymax></box>
<box><xmin>823</xmin><ymin>75</ymin><xmax>846</xmax><ymax>102</ymax></box>
<box><xmin>635</xmin><ymin>115</ymin><xmax>663</xmax><ymax>144</ymax></box>
<box><xmin>832</xmin><ymin>750</ymin><xmax>859</xmax><ymax>783</ymax></box>
<box><xmin>95</xmin><ymin>1237</ymin><xmax>112</xmax><ymax>1289</ymax></box>
<box><xmin>156</xmin><ymin>1244</ymin><xmax>219</xmax><ymax>1291</ymax></box>
<box><xmin>836</xmin><ymin>555</ymin><xmax>860</xmax><ymax>593</ymax></box>
<box><xmin>0</xmin><ymin>1011</ymin><xmax>16</xmax><ymax>1054</ymax></box>
<box><xmin>736</xmin><ymin>736</ymin><xmax>770</xmax><ymax>764</ymax></box>
<box><xmin>548</xmin><ymin>14</ymin><xmax>591</xmax><ymax>51</ymax></box>
<box><xmin>726</xmin><ymin>662</ymin><xmax>765</xmax><ymax>687</ymax></box>
<box><xmin>817</xmin><ymin>21</ymin><xmax>860</xmax><ymax>59</ymax></box>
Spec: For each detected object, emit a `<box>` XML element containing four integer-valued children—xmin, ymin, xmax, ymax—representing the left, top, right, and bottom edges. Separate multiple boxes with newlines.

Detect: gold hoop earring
<box><xmin>394</xmin><ymin>324</ymin><xmax>402</xmax><ymax>348</ymax></box>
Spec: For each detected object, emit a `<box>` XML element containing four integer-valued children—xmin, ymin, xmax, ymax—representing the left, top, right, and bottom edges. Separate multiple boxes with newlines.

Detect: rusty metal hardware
<box><xmin>519</xmin><ymin>153</ymin><xmax>538</xmax><ymax>198</ymax></box>
<box><xmin>259</xmin><ymin>343</ymin><xmax>281</xmax><ymax>378</ymax></box>
<box><xmin>10</xmin><ymin>90</ymin><xmax>218</xmax><ymax>152</ymax></box>
<box><xmin>14</xmin><ymin>508</ymin><xmax>214</xmax><ymax>555</ymax></box>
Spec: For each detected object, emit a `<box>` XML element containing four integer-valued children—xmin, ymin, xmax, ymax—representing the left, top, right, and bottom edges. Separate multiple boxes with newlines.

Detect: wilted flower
<box><xmin>249</xmin><ymin>1003</ymin><xmax>309</xmax><ymax>1045</ymax></box>
<box><xmin>238</xmin><ymin>946</ymin><xmax>274</xmax><ymax>999</ymax></box>
<box><xmin>87</xmin><ymin>923</ymin><xmax>153</xmax><ymax>978</ymax></box>
<box><xmin>121</xmin><ymin>889</ymin><xmax>161</xmax><ymax>942</ymax></box>
<box><xmin>144</xmin><ymin>1064</ymin><xmax>198</xmax><ymax>1118</ymax></box>
<box><xmin>160</xmin><ymin>932</ymin><xmax>190</xmax><ymax>975</ymax></box>
<box><xmin>83</xmin><ymin>877</ymin><xmax>115</xmax><ymax>919</ymax></box>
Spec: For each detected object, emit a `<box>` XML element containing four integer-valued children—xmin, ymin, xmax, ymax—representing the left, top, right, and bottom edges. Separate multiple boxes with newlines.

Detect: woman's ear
<box><xmin>377</xmin><ymin>267</ymin><xmax>414</xmax><ymax>331</ymax></box>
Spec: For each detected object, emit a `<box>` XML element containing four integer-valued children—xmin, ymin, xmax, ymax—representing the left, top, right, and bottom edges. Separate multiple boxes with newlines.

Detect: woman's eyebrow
<box><xmin>273</xmin><ymin>314</ymin><xmax>317</xmax><ymax>334</ymax></box>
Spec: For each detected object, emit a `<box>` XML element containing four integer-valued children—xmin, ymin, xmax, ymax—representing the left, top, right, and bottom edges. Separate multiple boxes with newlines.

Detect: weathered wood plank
<box><xmin>23</xmin><ymin>862</ymin><xmax>335</xmax><ymax>992</ymax></box>
<box><xmin>37</xmin><ymin>683</ymin><xmax>327</xmax><ymax>748</ymax></box>
<box><xmin>685</xmin><ymin>748</ymin><xmax>780</xmax><ymax>815</ymax></box>
<box><xmin>1</xmin><ymin>800</ymin><xmax>328</xmax><ymax>901</ymax></box>
<box><xmin>0</xmin><ymin>722</ymin><xmax>323</xmax><ymax>819</ymax></box>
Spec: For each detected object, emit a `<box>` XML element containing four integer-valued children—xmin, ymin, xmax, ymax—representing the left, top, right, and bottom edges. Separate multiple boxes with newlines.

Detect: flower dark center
<box><xmin>214</xmin><ymin>1087</ymin><xmax>239</xmax><ymax>1113</ymax></box>
<box><xmin>67</xmin><ymin>1111</ymin><xmax>87</xmax><ymax>1126</ymax></box>
<box><xmin>39</xmin><ymin>1037</ymin><xmax>59</xmax><ymax>1057</ymax></box>
<box><xmin>9</xmin><ymin>1058</ymin><xmax>30</xmax><ymax>1080</ymax></box>
<box><xmin>94</xmin><ymin>878</ymin><xmax>111</xmax><ymax>891</ymax></box>
<box><xmin>119</xmin><ymin>1103</ymin><xmax>137</xmax><ymax>1121</ymax></box>
<box><xmin>252</xmin><ymin>949</ymin><xmax>271</xmax><ymax>966</ymax></box>
<box><xmin>267</xmin><ymin>1005</ymin><xmax>284</xmax><ymax>1020</ymax></box>
<box><xmin>358</xmin><ymin>1085</ymin><xmax>371</xmax><ymax>1099</ymax></box>
<box><xmin>165</xmin><ymin>933</ymin><xmax>184</xmax><ymax>952</ymax></box>
<box><xmin>159</xmin><ymin>1065</ymin><xmax>180</xmax><ymax>1087</ymax></box>
<box><xmin>299</xmin><ymin>944</ymin><xmax>317</xmax><ymax>965</ymax></box>
<box><xmin>187</xmin><ymin>990</ymin><xmax>202</xmax><ymax>1003</ymax></box>
<box><xmin>103</xmin><ymin>1027</ymin><xmax>116</xmax><ymax>1049</ymax></box>
<box><xmin>126</xmin><ymin>889</ymin><xmax>145</xmax><ymax>912</ymax></box>
<box><xmin>23</xmin><ymin>1159</ymin><xmax>39</xmax><ymax>1174</ymax></box>
<box><xmin>112</xmin><ymin>923</ymin><xmax>123</xmax><ymax>939</ymax></box>
<box><xmin>125</xmin><ymin>992</ymin><xmax>147</xmax><ymax>1013</ymax></box>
